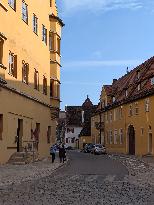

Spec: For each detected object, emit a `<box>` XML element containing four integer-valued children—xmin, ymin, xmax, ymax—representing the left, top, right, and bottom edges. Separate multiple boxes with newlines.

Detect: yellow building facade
<box><xmin>0</xmin><ymin>0</ymin><xmax>63</xmax><ymax>163</ymax></box>
<box><xmin>92</xmin><ymin>57</ymin><xmax>154</xmax><ymax>156</ymax></box>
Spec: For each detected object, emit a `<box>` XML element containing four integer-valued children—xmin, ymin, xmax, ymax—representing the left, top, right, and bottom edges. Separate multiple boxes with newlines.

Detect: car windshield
<box><xmin>95</xmin><ymin>144</ymin><xmax>102</xmax><ymax>148</ymax></box>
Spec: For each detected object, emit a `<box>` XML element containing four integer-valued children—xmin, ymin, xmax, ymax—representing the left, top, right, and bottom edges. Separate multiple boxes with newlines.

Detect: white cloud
<box><xmin>62</xmin><ymin>0</ymin><xmax>143</xmax><ymax>14</ymax></box>
<box><xmin>63</xmin><ymin>59</ymin><xmax>143</xmax><ymax>69</ymax></box>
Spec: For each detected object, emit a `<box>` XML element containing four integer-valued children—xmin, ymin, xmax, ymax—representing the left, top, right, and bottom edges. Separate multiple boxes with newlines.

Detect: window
<box><xmin>112</xmin><ymin>96</ymin><xmax>116</xmax><ymax>103</ymax></box>
<box><xmin>50</xmin><ymin>0</ymin><xmax>52</xmax><ymax>7</ymax></box>
<box><xmin>22</xmin><ymin>61</ymin><xmax>29</xmax><ymax>84</ymax></box>
<box><xmin>66</xmin><ymin>138</ymin><xmax>68</xmax><ymax>143</ymax></box>
<box><xmin>129</xmin><ymin>104</ymin><xmax>133</xmax><ymax>116</ymax></box>
<box><xmin>43</xmin><ymin>76</ymin><xmax>47</xmax><ymax>95</ymax></box>
<box><xmin>114</xmin><ymin>130</ymin><xmax>118</xmax><ymax>144</ymax></box>
<box><xmin>34</xmin><ymin>69</ymin><xmax>39</xmax><ymax>90</ymax></box>
<box><xmin>137</xmin><ymin>70</ymin><xmax>140</xmax><ymax>79</ymax></box>
<box><xmin>49</xmin><ymin>32</ymin><xmax>54</xmax><ymax>50</ymax></box>
<box><xmin>56</xmin><ymin>83</ymin><xmax>60</xmax><ymax>99</ymax></box>
<box><xmin>119</xmin><ymin>129</ymin><xmax>123</xmax><ymax>144</ymax></box>
<box><xmin>125</xmin><ymin>89</ymin><xmax>128</xmax><ymax>97</ymax></box>
<box><xmin>22</xmin><ymin>1</ymin><xmax>28</xmax><ymax>24</ymax></box>
<box><xmin>106</xmin><ymin>112</ymin><xmax>109</xmax><ymax>123</ymax></box>
<box><xmin>151</xmin><ymin>77</ymin><xmax>154</xmax><ymax>85</ymax></box>
<box><xmin>134</xmin><ymin>102</ymin><xmax>139</xmax><ymax>115</ymax></box>
<box><xmin>42</xmin><ymin>25</ymin><xmax>47</xmax><ymax>44</ymax></box>
<box><xmin>109</xmin><ymin>130</ymin><xmax>113</xmax><ymax>144</ymax></box>
<box><xmin>8</xmin><ymin>0</ymin><xmax>16</xmax><ymax>10</ymax></box>
<box><xmin>71</xmin><ymin>138</ymin><xmax>75</xmax><ymax>143</ymax></box>
<box><xmin>0</xmin><ymin>114</ymin><xmax>3</xmax><ymax>140</ymax></box>
<box><xmin>50</xmin><ymin>79</ymin><xmax>54</xmax><ymax>97</ymax></box>
<box><xmin>141</xmin><ymin>128</ymin><xmax>144</xmax><ymax>136</ymax></box>
<box><xmin>137</xmin><ymin>83</ymin><xmax>141</xmax><ymax>91</ymax></box>
<box><xmin>57</xmin><ymin>38</ymin><xmax>61</xmax><ymax>55</ymax></box>
<box><xmin>0</xmin><ymin>38</ymin><xmax>4</xmax><ymax>64</ymax></box>
<box><xmin>8</xmin><ymin>51</ymin><xmax>17</xmax><ymax>78</ymax></box>
<box><xmin>33</xmin><ymin>14</ymin><xmax>38</xmax><ymax>34</ymax></box>
<box><xmin>47</xmin><ymin>126</ymin><xmax>51</xmax><ymax>144</ymax></box>
<box><xmin>145</xmin><ymin>98</ymin><xmax>150</xmax><ymax>112</ymax></box>
<box><xmin>119</xmin><ymin>106</ymin><xmax>123</xmax><ymax>119</ymax></box>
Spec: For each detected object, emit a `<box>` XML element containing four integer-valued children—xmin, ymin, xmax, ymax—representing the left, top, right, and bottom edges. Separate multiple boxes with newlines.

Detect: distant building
<box><xmin>56</xmin><ymin>96</ymin><xmax>97</xmax><ymax>149</ymax></box>
<box><xmin>92</xmin><ymin>57</ymin><xmax>154</xmax><ymax>156</ymax></box>
<box><xmin>65</xmin><ymin>106</ymin><xmax>83</xmax><ymax>148</ymax></box>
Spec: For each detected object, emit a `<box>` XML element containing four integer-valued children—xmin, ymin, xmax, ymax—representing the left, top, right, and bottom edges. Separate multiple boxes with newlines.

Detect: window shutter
<box><xmin>14</xmin><ymin>55</ymin><xmax>17</xmax><ymax>78</ymax></box>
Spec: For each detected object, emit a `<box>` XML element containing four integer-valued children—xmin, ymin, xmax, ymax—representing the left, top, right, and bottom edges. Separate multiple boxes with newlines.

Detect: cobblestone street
<box><xmin>0</xmin><ymin>151</ymin><xmax>154</xmax><ymax>205</ymax></box>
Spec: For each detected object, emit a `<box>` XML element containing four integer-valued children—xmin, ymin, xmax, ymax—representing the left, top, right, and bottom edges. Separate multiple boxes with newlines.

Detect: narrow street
<box><xmin>0</xmin><ymin>151</ymin><xmax>154</xmax><ymax>205</ymax></box>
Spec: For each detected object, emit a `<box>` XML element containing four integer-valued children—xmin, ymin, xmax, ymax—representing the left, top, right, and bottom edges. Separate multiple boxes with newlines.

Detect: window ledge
<box><xmin>0</xmin><ymin>3</ymin><xmax>8</xmax><ymax>12</ymax></box>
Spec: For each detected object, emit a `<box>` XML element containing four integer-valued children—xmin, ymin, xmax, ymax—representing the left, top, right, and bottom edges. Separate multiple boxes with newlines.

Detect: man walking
<box><xmin>59</xmin><ymin>144</ymin><xmax>66</xmax><ymax>163</ymax></box>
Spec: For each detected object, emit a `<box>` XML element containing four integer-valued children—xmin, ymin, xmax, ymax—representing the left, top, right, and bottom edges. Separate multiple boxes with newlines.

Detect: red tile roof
<box><xmin>104</xmin><ymin>56</ymin><xmax>154</xmax><ymax>107</ymax></box>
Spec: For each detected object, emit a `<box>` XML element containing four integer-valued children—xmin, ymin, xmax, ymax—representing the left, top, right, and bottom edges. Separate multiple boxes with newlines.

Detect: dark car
<box><xmin>84</xmin><ymin>143</ymin><xmax>95</xmax><ymax>153</ymax></box>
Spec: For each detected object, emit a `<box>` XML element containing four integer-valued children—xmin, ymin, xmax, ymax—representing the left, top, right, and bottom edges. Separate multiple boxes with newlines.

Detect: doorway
<box><xmin>17</xmin><ymin>119</ymin><xmax>23</xmax><ymax>152</ymax></box>
<box><xmin>128</xmin><ymin>125</ymin><xmax>135</xmax><ymax>155</ymax></box>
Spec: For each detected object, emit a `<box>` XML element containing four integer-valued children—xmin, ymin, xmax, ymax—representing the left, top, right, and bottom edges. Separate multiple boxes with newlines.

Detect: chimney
<box><xmin>113</xmin><ymin>79</ymin><xmax>117</xmax><ymax>84</ymax></box>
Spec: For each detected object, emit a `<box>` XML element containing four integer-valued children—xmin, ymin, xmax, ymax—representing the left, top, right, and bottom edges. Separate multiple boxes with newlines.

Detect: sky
<box><xmin>56</xmin><ymin>0</ymin><xmax>154</xmax><ymax>110</ymax></box>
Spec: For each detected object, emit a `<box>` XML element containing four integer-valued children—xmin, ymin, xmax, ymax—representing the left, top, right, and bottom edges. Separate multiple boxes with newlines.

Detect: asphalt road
<box><xmin>0</xmin><ymin>151</ymin><xmax>153</xmax><ymax>205</ymax></box>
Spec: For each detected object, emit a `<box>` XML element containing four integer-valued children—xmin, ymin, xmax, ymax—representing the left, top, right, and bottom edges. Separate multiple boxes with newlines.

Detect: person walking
<box><xmin>50</xmin><ymin>145</ymin><xmax>56</xmax><ymax>163</ymax></box>
<box><xmin>59</xmin><ymin>144</ymin><xmax>66</xmax><ymax>163</ymax></box>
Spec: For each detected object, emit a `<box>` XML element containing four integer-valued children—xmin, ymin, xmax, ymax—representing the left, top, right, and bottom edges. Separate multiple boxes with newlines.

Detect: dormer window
<box><xmin>137</xmin><ymin>83</ymin><xmax>141</xmax><ymax>91</ymax></box>
<box><xmin>112</xmin><ymin>96</ymin><xmax>116</xmax><ymax>103</ymax></box>
<box><xmin>137</xmin><ymin>70</ymin><xmax>140</xmax><ymax>79</ymax></box>
<box><xmin>151</xmin><ymin>77</ymin><xmax>154</xmax><ymax>85</ymax></box>
<box><xmin>125</xmin><ymin>89</ymin><xmax>128</xmax><ymax>97</ymax></box>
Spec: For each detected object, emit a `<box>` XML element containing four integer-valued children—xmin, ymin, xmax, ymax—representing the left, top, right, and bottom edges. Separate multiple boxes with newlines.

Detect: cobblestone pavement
<box><xmin>0</xmin><ymin>156</ymin><xmax>65</xmax><ymax>187</ymax></box>
<box><xmin>0</xmin><ymin>152</ymin><xmax>154</xmax><ymax>205</ymax></box>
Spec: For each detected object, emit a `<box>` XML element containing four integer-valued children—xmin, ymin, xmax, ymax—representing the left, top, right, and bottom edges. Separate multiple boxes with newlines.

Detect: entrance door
<box><xmin>148</xmin><ymin>133</ymin><xmax>152</xmax><ymax>154</ymax></box>
<box><xmin>128</xmin><ymin>125</ymin><xmax>135</xmax><ymax>155</ymax></box>
<box><xmin>17</xmin><ymin>119</ymin><xmax>23</xmax><ymax>152</ymax></box>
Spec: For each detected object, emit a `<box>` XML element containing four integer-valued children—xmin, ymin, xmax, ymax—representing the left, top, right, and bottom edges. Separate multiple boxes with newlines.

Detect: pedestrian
<box><xmin>59</xmin><ymin>144</ymin><xmax>66</xmax><ymax>163</ymax></box>
<box><xmin>50</xmin><ymin>145</ymin><xmax>56</xmax><ymax>163</ymax></box>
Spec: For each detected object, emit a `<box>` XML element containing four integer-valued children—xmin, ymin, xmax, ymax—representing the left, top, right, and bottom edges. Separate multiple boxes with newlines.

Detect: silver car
<box><xmin>92</xmin><ymin>144</ymin><xmax>106</xmax><ymax>155</ymax></box>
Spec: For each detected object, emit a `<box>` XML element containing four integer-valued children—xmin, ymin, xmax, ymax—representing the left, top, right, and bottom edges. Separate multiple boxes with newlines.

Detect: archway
<box><xmin>128</xmin><ymin>125</ymin><xmax>135</xmax><ymax>155</ymax></box>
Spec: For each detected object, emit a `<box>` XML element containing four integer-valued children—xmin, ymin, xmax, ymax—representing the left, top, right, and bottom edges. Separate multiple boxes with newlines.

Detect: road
<box><xmin>0</xmin><ymin>151</ymin><xmax>153</xmax><ymax>205</ymax></box>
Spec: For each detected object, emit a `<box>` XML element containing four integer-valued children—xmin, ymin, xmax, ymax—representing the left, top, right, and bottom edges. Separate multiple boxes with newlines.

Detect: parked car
<box><xmin>84</xmin><ymin>143</ymin><xmax>95</xmax><ymax>153</ymax></box>
<box><xmin>91</xmin><ymin>144</ymin><xmax>106</xmax><ymax>155</ymax></box>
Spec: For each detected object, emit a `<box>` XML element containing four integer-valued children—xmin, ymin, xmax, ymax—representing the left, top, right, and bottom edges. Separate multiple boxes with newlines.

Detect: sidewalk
<box><xmin>0</xmin><ymin>157</ymin><xmax>67</xmax><ymax>188</ymax></box>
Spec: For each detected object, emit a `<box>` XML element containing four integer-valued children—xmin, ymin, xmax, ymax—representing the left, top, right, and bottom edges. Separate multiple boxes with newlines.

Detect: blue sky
<box><xmin>56</xmin><ymin>0</ymin><xmax>154</xmax><ymax>109</ymax></box>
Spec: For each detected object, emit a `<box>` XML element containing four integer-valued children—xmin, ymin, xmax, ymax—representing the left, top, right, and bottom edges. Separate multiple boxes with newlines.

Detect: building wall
<box><xmin>100</xmin><ymin>91</ymin><xmax>154</xmax><ymax>156</ymax></box>
<box><xmin>0</xmin><ymin>0</ymin><xmax>62</xmax><ymax>163</ymax></box>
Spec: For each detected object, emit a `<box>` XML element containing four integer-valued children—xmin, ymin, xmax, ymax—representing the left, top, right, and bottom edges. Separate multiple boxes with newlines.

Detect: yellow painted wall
<box><xmin>97</xmin><ymin>87</ymin><xmax>154</xmax><ymax>156</ymax></box>
<box><xmin>0</xmin><ymin>0</ymin><xmax>62</xmax><ymax>163</ymax></box>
